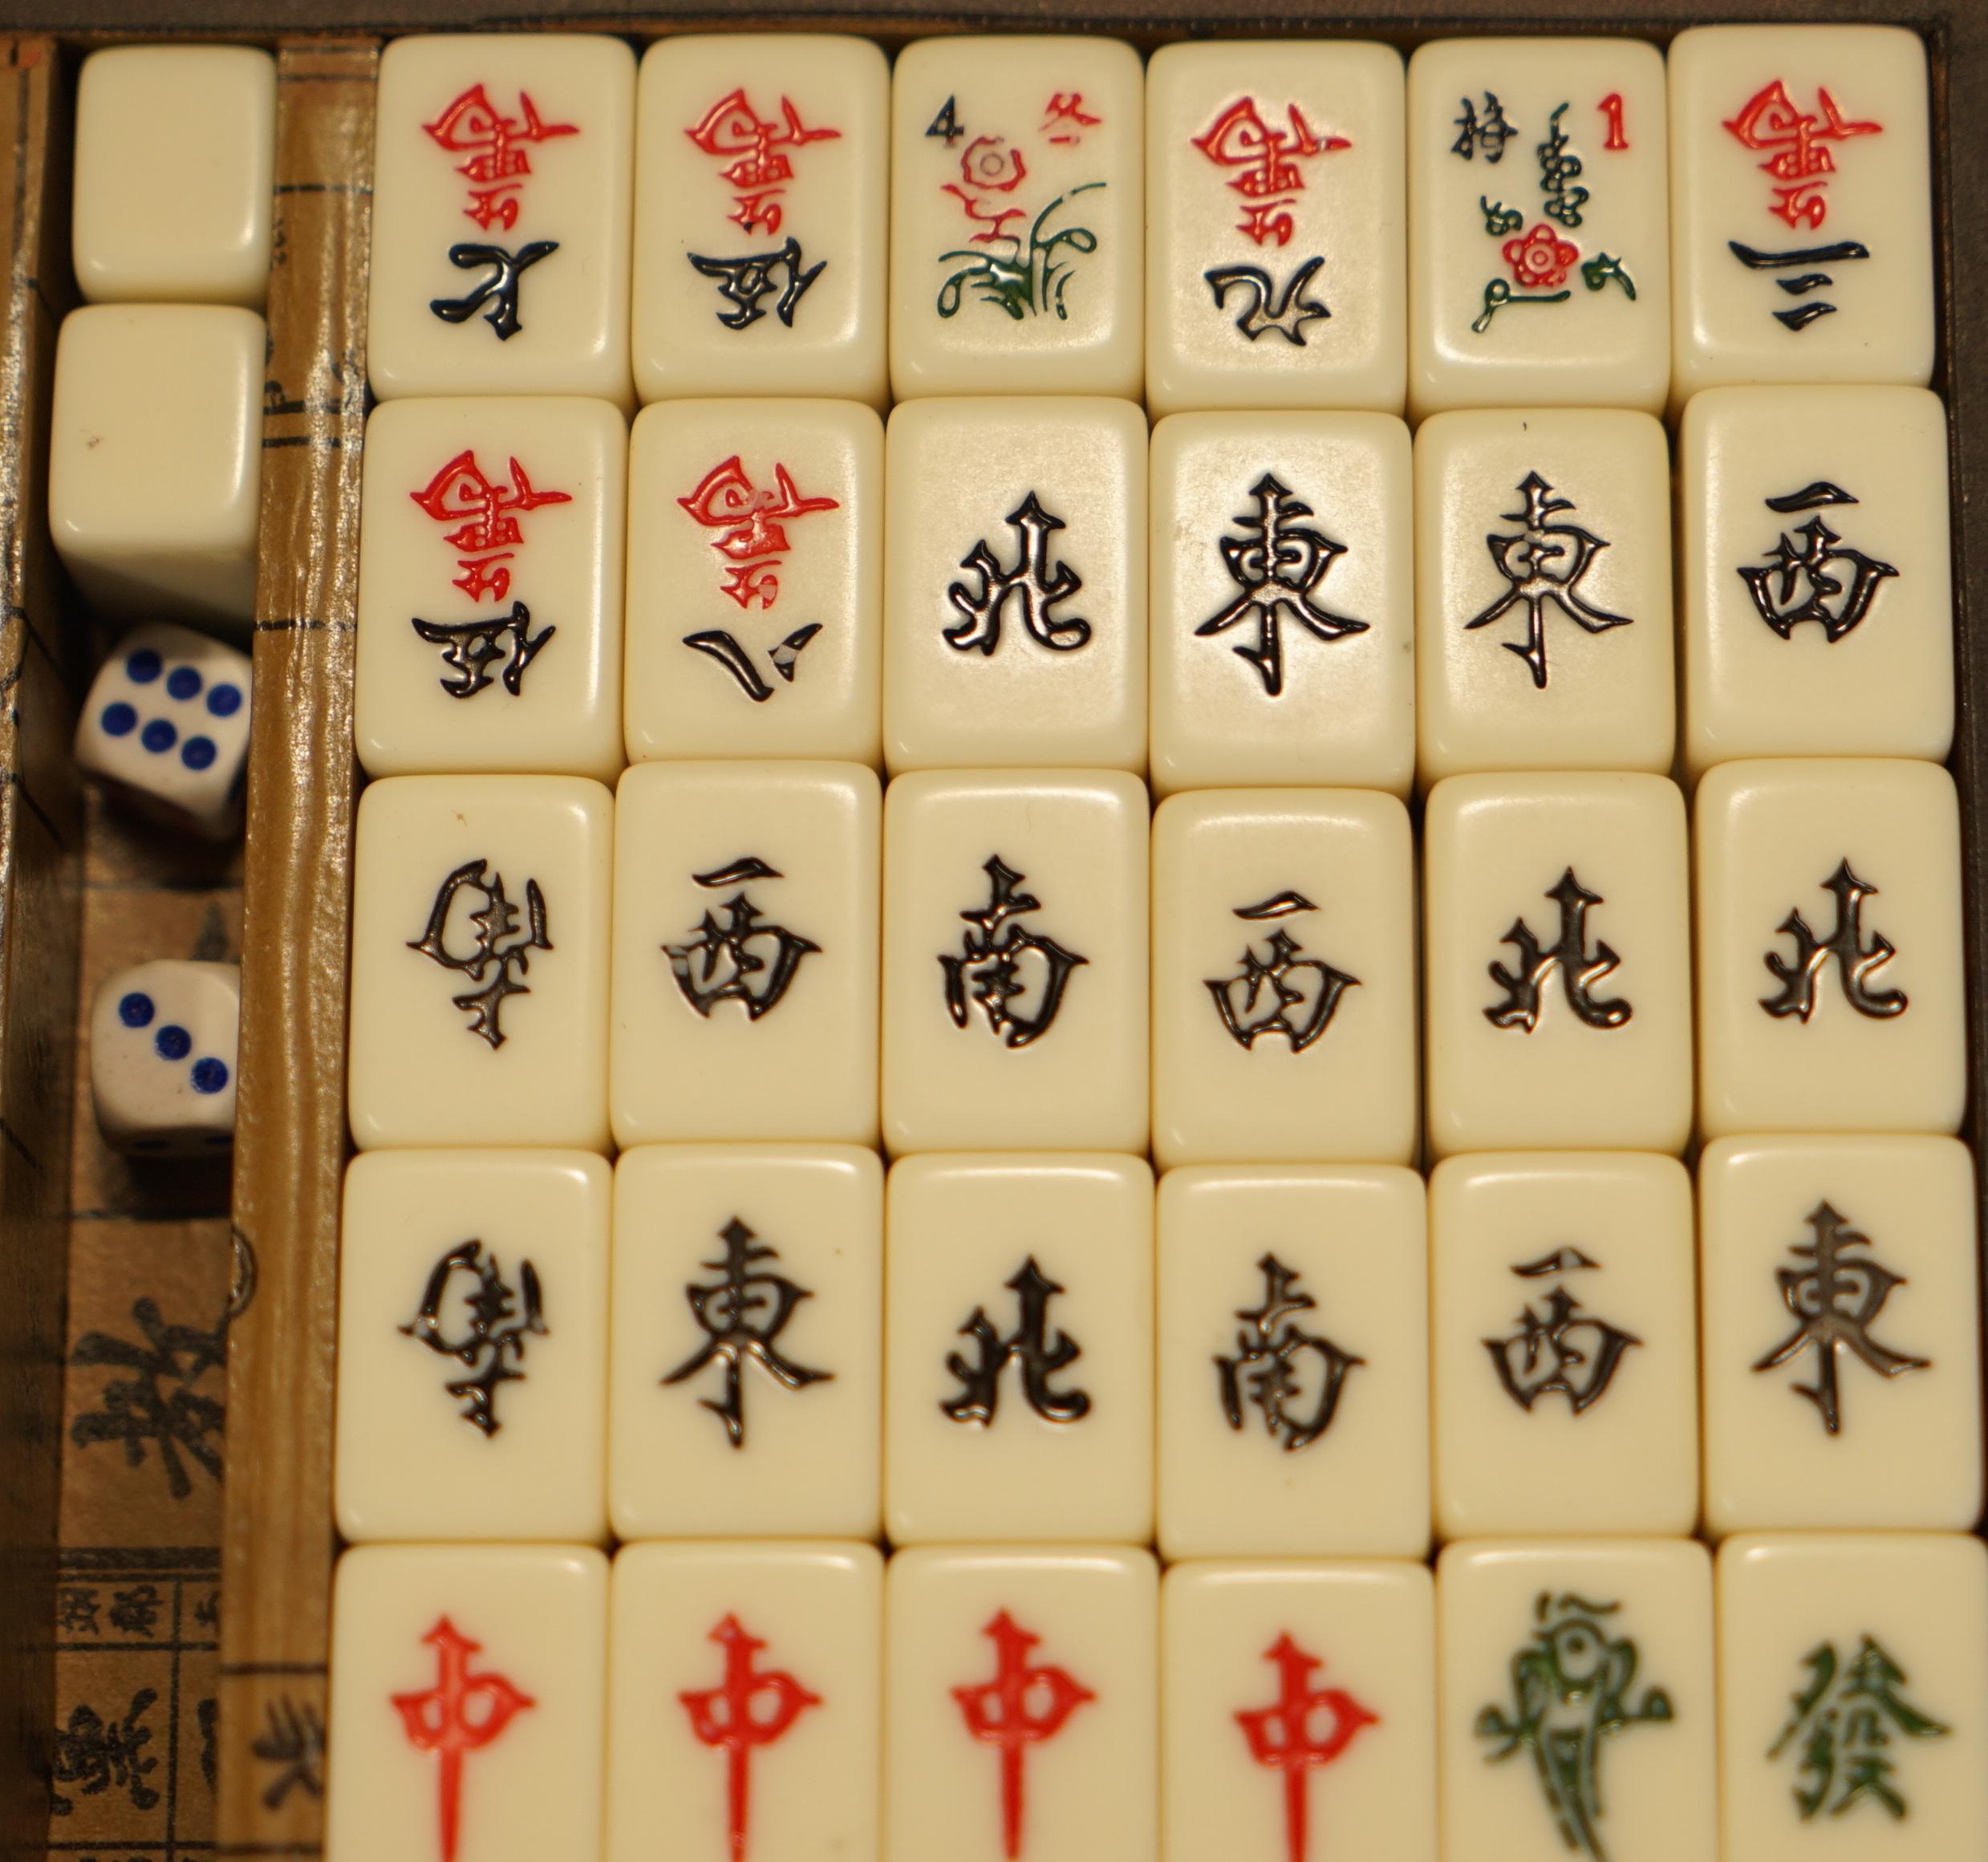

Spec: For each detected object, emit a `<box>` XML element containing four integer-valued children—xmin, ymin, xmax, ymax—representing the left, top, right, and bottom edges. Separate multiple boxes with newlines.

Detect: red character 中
<box><xmin>1191</xmin><ymin>97</ymin><xmax>1352</xmax><ymax>245</ymax></box>
<box><xmin>677</xmin><ymin>456</ymin><xmax>840</xmax><ymax>610</ymax></box>
<box><xmin>410</xmin><ymin>450</ymin><xmax>573</xmax><ymax>603</ymax></box>
<box><xmin>951</xmin><ymin>1610</ymin><xmax>1094</xmax><ymax>1861</ymax></box>
<box><xmin>685</xmin><ymin>88</ymin><xmax>842</xmax><ymax>236</ymax></box>
<box><xmin>678</xmin><ymin>1615</ymin><xmax>822</xmax><ymax>1862</ymax></box>
<box><xmin>391</xmin><ymin>1617</ymin><xmax>534</xmax><ymax>1862</ymax></box>
<box><xmin>423</xmin><ymin>84</ymin><xmax>578</xmax><ymax>230</ymax></box>
<box><xmin>1722</xmin><ymin>79</ymin><xmax>1881</xmax><ymax>229</ymax></box>
<box><xmin>1235</xmin><ymin>1633</ymin><xmax>1377</xmax><ymax>1862</ymax></box>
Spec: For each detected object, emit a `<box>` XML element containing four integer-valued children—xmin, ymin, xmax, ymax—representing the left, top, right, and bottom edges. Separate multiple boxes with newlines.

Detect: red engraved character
<box><xmin>423</xmin><ymin>84</ymin><xmax>579</xmax><ymax>231</ymax></box>
<box><xmin>1722</xmin><ymin>79</ymin><xmax>1881</xmax><ymax>229</ymax></box>
<box><xmin>1503</xmin><ymin>222</ymin><xmax>1580</xmax><ymax>291</ymax></box>
<box><xmin>392</xmin><ymin>1617</ymin><xmax>534</xmax><ymax>1862</ymax></box>
<box><xmin>1041</xmin><ymin>91</ymin><xmax>1103</xmax><ymax>146</ymax></box>
<box><xmin>952</xmin><ymin>1610</ymin><xmax>1095</xmax><ymax>1861</ymax></box>
<box><xmin>1191</xmin><ymin>97</ymin><xmax>1353</xmax><ymax>246</ymax></box>
<box><xmin>410</xmin><ymin>450</ymin><xmax>574</xmax><ymax>603</ymax></box>
<box><xmin>685</xmin><ymin>88</ymin><xmax>842</xmax><ymax>236</ymax></box>
<box><xmin>1236</xmin><ymin>1633</ymin><xmax>1377</xmax><ymax>1862</ymax></box>
<box><xmin>678</xmin><ymin>1615</ymin><xmax>822</xmax><ymax>1862</ymax></box>
<box><xmin>677</xmin><ymin>456</ymin><xmax>840</xmax><ymax>611</ymax></box>
<box><xmin>943</xmin><ymin>136</ymin><xmax>1032</xmax><ymax>245</ymax></box>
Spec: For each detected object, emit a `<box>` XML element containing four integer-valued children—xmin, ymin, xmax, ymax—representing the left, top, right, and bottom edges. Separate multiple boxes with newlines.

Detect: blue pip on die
<box><xmin>74</xmin><ymin>622</ymin><xmax>251</xmax><ymax>838</ymax></box>
<box><xmin>89</xmin><ymin>959</ymin><xmax>239</xmax><ymax>1155</ymax></box>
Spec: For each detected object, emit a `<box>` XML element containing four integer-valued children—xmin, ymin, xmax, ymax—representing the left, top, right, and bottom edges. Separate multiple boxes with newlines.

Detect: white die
<box><xmin>74</xmin><ymin>623</ymin><xmax>253</xmax><ymax>839</ymax></box>
<box><xmin>89</xmin><ymin>959</ymin><xmax>240</xmax><ymax>1155</ymax></box>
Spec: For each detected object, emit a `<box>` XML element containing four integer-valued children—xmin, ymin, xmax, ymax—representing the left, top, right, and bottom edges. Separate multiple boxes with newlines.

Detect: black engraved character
<box><xmin>429</xmin><ymin>239</ymin><xmax>559</xmax><ymax>340</ymax></box>
<box><xmin>1485</xmin><ymin>1247</ymin><xmax>1641</xmax><ymax>1416</ymax></box>
<box><xmin>411</xmin><ymin>600</ymin><xmax>557</xmax><ymax>699</ymax></box>
<box><xmin>682</xmin><ymin>622</ymin><xmax>823</xmax><ymax>703</ymax></box>
<box><xmin>1196</xmin><ymin>474</ymin><xmax>1368</xmax><ymax>697</ymax></box>
<box><xmin>1453</xmin><ymin>91</ymin><xmax>1520</xmax><ymax>162</ymax></box>
<box><xmin>942</xmin><ymin>855</ymin><xmax>1089</xmax><ymax>1049</ymax></box>
<box><xmin>1206</xmin><ymin>890</ymin><xmax>1360</xmax><ymax>1053</ymax></box>
<box><xmin>1215</xmin><ymin>1253</ymin><xmax>1363</xmax><ymax>1452</ymax></box>
<box><xmin>1536</xmin><ymin>103</ymin><xmax>1589</xmax><ymax>228</ymax></box>
<box><xmin>1752</xmin><ymin>1203</ymin><xmax>1929</xmax><ymax>1434</ymax></box>
<box><xmin>1761</xmin><ymin>860</ymin><xmax>1906</xmax><ymax>1023</ymax></box>
<box><xmin>687</xmin><ymin>236</ymin><xmax>826</xmax><ymax>331</ymax></box>
<box><xmin>946</xmin><ymin>492</ymin><xmax>1090</xmax><ymax>655</ymax></box>
<box><xmin>664</xmin><ymin>856</ymin><xmax>821</xmax><ymax>1020</ymax></box>
<box><xmin>942</xmin><ymin>1256</ymin><xmax>1091</xmax><ymax>1426</ymax></box>
<box><xmin>662</xmin><ymin>1216</ymin><xmax>832</xmax><ymax>1448</ymax></box>
<box><xmin>400</xmin><ymin>1239</ymin><xmax>548</xmax><ymax>1437</ymax></box>
<box><xmin>408</xmin><ymin>858</ymin><xmax>553</xmax><ymax>1049</ymax></box>
<box><xmin>1203</xmin><ymin>256</ymin><xmax>1331</xmax><ymax>345</ymax></box>
<box><xmin>1466</xmin><ymin>473</ymin><xmax>1633</xmax><ymax>690</ymax></box>
<box><xmin>1487</xmin><ymin>868</ymin><xmax>1632</xmax><ymax>1033</ymax></box>
<box><xmin>1737</xmin><ymin>482</ymin><xmax>1897</xmax><ymax>642</ymax></box>
<box><xmin>1728</xmin><ymin>238</ymin><xmax>1872</xmax><ymax>331</ymax></box>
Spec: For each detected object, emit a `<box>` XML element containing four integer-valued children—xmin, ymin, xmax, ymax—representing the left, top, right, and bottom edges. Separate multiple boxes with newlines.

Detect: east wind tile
<box><xmin>1422</xmin><ymin>773</ymin><xmax>1692</xmax><ymax>1158</ymax></box>
<box><xmin>1406</xmin><ymin>39</ymin><xmax>1670</xmax><ymax>419</ymax></box>
<box><xmin>1700</xmin><ymin>1137</ymin><xmax>1982</xmax><ymax>1535</ymax></box>
<box><xmin>1437</xmin><ymin>1539</ymin><xmax>1717</xmax><ymax>1862</ymax></box>
<box><xmin>891</xmin><ymin>37</ymin><xmax>1145</xmax><ymax>400</ymax></box>
<box><xmin>1151</xmin><ymin>791</ymin><xmax>1418</xmax><ymax>1169</ymax></box>
<box><xmin>607</xmin><ymin>1542</ymin><xmax>882</xmax><ymax>1862</ymax></box>
<box><xmin>1430</xmin><ymin>1153</ymin><xmax>1698</xmax><ymax>1540</ymax></box>
<box><xmin>1679</xmin><ymin>386</ymin><xmax>1952</xmax><ymax>774</ymax></box>
<box><xmin>347</xmin><ymin>775</ymin><xmax>613</xmax><ymax>1152</ymax></box>
<box><xmin>355</xmin><ymin>397</ymin><xmax>627</xmax><ymax>781</ymax></box>
<box><xmin>633</xmin><ymin>36</ymin><xmax>890</xmax><ymax>406</ymax></box>
<box><xmin>1156</xmin><ymin>1166</ymin><xmax>1429</xmax><ymax>1562</ymax></box>
<box><xmin>335</xmin><ymin>1150</ymin><xmax>610</xmax><ymax>1544</ymax></box>
<box><xmin>610</xmin><ymin>761</ymin><xmax>880</xmax><ymax>1148</ymax></box>
<box><xmin>1670</xmin><ymin>26</ymin><xmax>1934</xmax><ymax>404</ymax></box>
<box><xmin>624</xmin><ymin>399</ymin><xmax>882</xmax><ymax>765</ymax></box>
<box><xmin>368</xmin><ymin>34</ymin><xmax>635</xmax><ymax>403</ymax></box>
<box><xmin>608</xmin><ymin>1144</ymin><xmax>882</xmax><ymax>1542</ymax></box>
<box><xmin>1148</xmin><ymin>412</ymin><xmax>1414</xmax><ymax>797</ymax></box>
<box><xmin>1144</xmin><ymin>41</ymin><xmax>1407</xmax><ymax>417</ymax></box>
<box><xmin>1717</xmin><ymin>1533</ymin><xmax>1988</xmax><ymax>1861</ymax></box>
<box><xmin>1161</xmin><ymin>1560</ymin><xmax>1437</xmax><ymax>1862</ymax></box>
<box><xmin>1694</xmin><ymin>759</ymin><xmax>1966</xmax><ymax>1138</ymax></box>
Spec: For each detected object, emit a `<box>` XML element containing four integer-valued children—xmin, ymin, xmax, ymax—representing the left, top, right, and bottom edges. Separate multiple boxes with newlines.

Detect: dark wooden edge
<box><xmin>0</xmin><ymin>34</ymin><xmax>83</xmax><ymax>1862</ymax></box>
<box><xmin>213</xmin><ymin>36</ymin><xmax>373</xmax><ymax>1861</ymax></box>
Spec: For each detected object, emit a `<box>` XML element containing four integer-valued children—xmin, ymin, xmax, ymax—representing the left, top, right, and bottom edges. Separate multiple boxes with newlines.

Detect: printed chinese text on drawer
<box><xmin>611</xmin><ymin>761</ymin><xmax>879</xmax><ymax>1148</ymax></box>
<box><xmin>1430</xmin><ymin>1153</ymin><xmax>1698</xmax><ymax>1541</ymax></box>
<box><xmin>886</xmin><ymin>1546</ymin><xmax>1158</xmax><ymax>1862</ymax></box>
<box><xmin>1406</xmin><ymin>39</ymin><xmax>1669</xmax><ymax>420</ymax></box>
<box><xmin>885</xmin><ymin>397</ymin><xmax>1146</xmax><ymax>774</ymax></box>
<box><xmin>1415</xmin><ymin>408</ymin><xmax>1674</xmax><ymax>784</ymax></box>
<box><xmin>347</xmin><ymin>775</ymin><xmax>612</xmax><ymax>1152</ymax></box>
<box><xmin>1151</xmin><ymin>791</ymin><xmax>1417</xmax><ymax>1170</ymax></box>
<box><xmin>1680</xmin><ymin>386</ymin><xmax>1952</xmax><ymax>776</ymax></box>
<box><xmin>1162</xmin><ymin>1561</ymin><xmax>1437</xmax><ymax>1862</ymax></box>
<box><xmin>608</xmin><ymin>1542</ymin><xmax>882</xmax><ymax>1862</ymax></box>
<box><xmin>335</xmin><ymin>1150</ymin><xmax>610</xmax><ymax>1544</ymax></box>
<box><xmin>1717</xmin><ymin>1534</ymin><xmax>1988</xmax><ymax>1862</ymax></box>
<box><xmin>1144</xmin><ymin>40</ymin><xmax>1406</xmax><ymax>418</ymax></box>
<box><xmin>885</xmin><ymin>1154</ymin><xmax>1153</xmax><ymax>1547</ymax></box>
<box><xmin>72</xmin><ymin>45</ymin><xmax>274</xmax><ymax>307</ymax></box>
<box><xmin>1699</xmin><ymin>1136</ymin><xmax>1982</xmax><ymax>1536</ymax></box>
<box><xmin>882</xmin><ymin>770</ymin><xmax>1149</xmax><ymax>1156</ymax></box>
<box><xmin>891</xmin><ymin>36</ymin><xmax>1144</xmax><ymax>400</ymax></box>
<box><xmin>355</xmin><ymin>398</ymin><xmax>627</xmax><ymax>781</ymax></box>
<box><xmin>369</xmin><ymin>34</ymin><xmax>635</xmax><ymax>403</ymax></box>
<box><xmin>1157</xmin><ymin>1166</ymin><xmax>1429</xmax><ymax>1562</ymax></box>
<box><xmin>1438</xmin><ymin>1540</ymin><xmax>1716</xmax><ymax>1862</ymax></box>
<box><xmin>1423</xmin><ymin>773</ymin><xmax>1692</xmax><ymax>1158</ymax></box>
<box><xmin>626</xmin><ymin>399</ymin><xmax>882</xmax><ymax>765</ymax></box>
<box><xmin>1149</xmin><ymin>412</ymin><xmax>1414</xmax><ymax>797</ymax></box>
<box><xmin>609</xmin><ymin>1145</ymin><xmax>882</xmax><ymax>1543</ymax></box>
<box><xmin>1695</xmin><ymin>759</ymin><xmax>1965</xmax><ymax>1138</ymax></box>
<box><xmin>326</xmin><ymin>1544</ymin><xmax>607</xmax><ymax>1862</ymax></box>
<box><xmin>633</xmin><ymin>35</ymin><xmax>889</xmax><ymax>407</ymax></box>
<box><xmin>1670</xmin><ymin>26</ymin><xmax>1934</xmax><ymax>404</ymax></box>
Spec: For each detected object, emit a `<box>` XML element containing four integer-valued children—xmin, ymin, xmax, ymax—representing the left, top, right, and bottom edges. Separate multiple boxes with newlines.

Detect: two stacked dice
<box><xmin>323</xmin><ymin>25</ymin><xmax>1982</xmax><ymax>1862</ymax></box>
